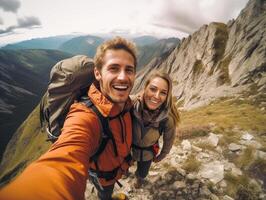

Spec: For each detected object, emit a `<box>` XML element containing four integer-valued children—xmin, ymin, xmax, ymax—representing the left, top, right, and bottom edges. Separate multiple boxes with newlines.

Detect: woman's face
<box><xmin>144</xmin><ymin>77</ymin><xmax>168</xmax><ymax>110</ymax></box>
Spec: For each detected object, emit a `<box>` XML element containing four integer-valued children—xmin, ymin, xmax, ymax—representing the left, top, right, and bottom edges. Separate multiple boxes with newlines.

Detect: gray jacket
<box><xmin>132</xmin><ymin>97</ymin><xmax>176</xmax><ymax>162</ymax></box>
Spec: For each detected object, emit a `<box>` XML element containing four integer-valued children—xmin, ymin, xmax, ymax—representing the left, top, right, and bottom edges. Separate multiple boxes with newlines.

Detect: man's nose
<box><xmin>117</xmin><ymin>70</ymin><xmax>127</xmax><ymax>80</ymax></box>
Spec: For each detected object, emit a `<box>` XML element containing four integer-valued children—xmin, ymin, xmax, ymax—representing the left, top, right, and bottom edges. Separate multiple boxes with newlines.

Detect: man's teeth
<box><xmin>113</xmin><ymin>85</ymin><xmax>128</xmax><ymax>90</ymax></box>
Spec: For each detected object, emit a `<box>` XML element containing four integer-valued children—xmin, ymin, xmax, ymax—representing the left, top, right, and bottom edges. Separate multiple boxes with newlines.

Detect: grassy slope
<box><xmin>179</xmin><ymin>97</ymin><xmax>266</xmax><ymax>137</ymax></box>
<box><xmin>0</xmin><ymin>103</ymin><xmax>51</xmax><ymax>186</ymax></box>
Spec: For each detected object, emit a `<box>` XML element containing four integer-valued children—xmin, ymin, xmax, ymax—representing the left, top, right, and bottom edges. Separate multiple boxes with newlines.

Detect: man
<box><xmin>0</xmin><ymin>37</ymin><xmax>137</xmax><ymax>200</ymax></box>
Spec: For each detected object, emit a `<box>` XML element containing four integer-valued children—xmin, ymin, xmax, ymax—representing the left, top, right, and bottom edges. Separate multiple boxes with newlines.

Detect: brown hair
<box><xmin>94</xmin><ymin>36</ymin><xmax>137</xmax><ymax>70</ymax></box>
<box><xmin>143</xmin><ymin>71</ymin><xmax>180</xmax><ymax>126</ymax></box>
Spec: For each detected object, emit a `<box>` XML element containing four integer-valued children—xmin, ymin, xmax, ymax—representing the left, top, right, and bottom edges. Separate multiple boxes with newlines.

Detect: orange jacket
<box><xmin>0</xmin><ymin>84</ymin><xmax>132</xmax><ymax>200</ymax></box>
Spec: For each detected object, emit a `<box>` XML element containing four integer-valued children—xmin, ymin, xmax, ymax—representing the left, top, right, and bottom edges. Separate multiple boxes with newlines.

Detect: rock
<box><xmin>219</xmin><ymin>180</ymin><xmax>227</xmax><ymax>188</ymax></box>
<box><xmin>186</xmin><ymin>173</ymin><xmax>198</xmax><ymax>181</ymax></box>
<box><xmin>198</xmin><ymin>152</ymin><xmax>211</xmax><ymax>159</ymax></box>
<box><xmin>210</xmin><ymin>193</ymin><xmax>220</xmax><ymax>200</ymax></box>
<box><xmin>200</xmin><ymin>185</ymin><xmax>211</xmax><ymax>197</ymax></box>
<box><xmin>207</xmin><ymin>133</ymin><xmax>219</xmax><ymax>147</ymax></box>
<box><xmin>240</xmin><ymin>140</ymin><xmax>262</xmax><ymax>149</ymax></box>
<box><xmin>171</xmin><ymin>181</ymin><xmax>186</xmax><ymax>190</ymax></box>
<box><xmin>215</xmin><ymin>146</ymin><xmax>223</xmax><ymax>154</ymax></box>
<box><xmin>224</xmin><ymin>162</ymin><xmax>235</xmax><ymax>171</ymax></box>
<box><xmin>149</xmin><ymin>171</ymin><xmax>159</xmax><ymax>176</ymax></box>
<box><xmin>176</xmin><ymin>166</ymin><xmax>187</xmax><ymax>177</ymax></box>
<box><xmin>199</xmin><ymin>161</ymin><xmax>224</xmax><ymax>184</ymax></box>
<box><xmin>231</xmin><ymin>167</ymin><xmax>243</xmax><ymax>176</ymax></box>
<box><xmin>259</xmin><ymin>193</ymin><xmax>265</xmax><ymax>200</ymax></box>
<box><xmin>223</xmin><ymin>195</ymin><xmax>234</xmax><ymax>200</ymax></box>
<box><xmin>228</xmin><ymin>143</ymin><xmax>242</xmax><ymax>151</ymax></box>
<box><xmin>181</xmin><ymin>140</ymin><xmax>192</xmax><ymax>151</ymax></box>
<box><xmin>256</xmin><ymin>150</ymin><xmax>266</xmax><ymax>160</ymax></box>
<box><xmin>192</xmin><ymin>145</ymin><xmax>203</xmax><ymax>152</ymax></box>
<box><xmin>241</xmin><ymin>132</ymin><xmax>254</xmax><ymax>140</ymax></box>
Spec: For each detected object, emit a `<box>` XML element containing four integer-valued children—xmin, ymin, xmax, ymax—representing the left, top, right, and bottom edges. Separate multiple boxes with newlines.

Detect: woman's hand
<box><xmin>153</xmin><ymin>154</ymin><xmax>164</xmax><ymax>163</ymax></box>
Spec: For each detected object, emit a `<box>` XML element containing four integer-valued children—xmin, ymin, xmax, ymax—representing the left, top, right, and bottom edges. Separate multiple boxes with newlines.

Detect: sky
<box><xmin>0</xmin><ymin>0</ymin><xmax>249</xmax><ymax>45</ymax></box>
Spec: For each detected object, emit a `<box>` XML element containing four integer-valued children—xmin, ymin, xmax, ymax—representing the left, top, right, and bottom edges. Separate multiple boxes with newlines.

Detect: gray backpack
<box><xmin>40</xmin><ymin>55</ymin><xmax>95</xmax><ymax>141</ymax></box>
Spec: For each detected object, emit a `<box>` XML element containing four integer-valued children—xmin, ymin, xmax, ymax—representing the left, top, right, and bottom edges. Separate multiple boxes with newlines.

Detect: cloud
<box><xmin>17</xmin><ymin>16</ymin><xmax>41</xmax><ymax>28</ymax></box>
<box><xmin>150</xmin><ymin>0</ymin><xmax>248</xmax><ymax>34</ymax></box>
<box><xmin>0</xmin><ymin>17</ymin><xmax>3</xmax><ymax>24</ymax></box>
<box><xmin>0</xmin><ymin>16</ymin><xmax>41</xmax><ymax>35</ymax></box>
<box><xmin>0</xmin><ymin>0</ymin><xmax>20</xmax><ymax>13</ymax></box>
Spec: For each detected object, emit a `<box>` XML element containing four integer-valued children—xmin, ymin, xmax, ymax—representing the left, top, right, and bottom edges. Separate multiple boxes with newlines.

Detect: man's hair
<box><xmin>94</xmin><ymin>36</ymin><xmax>137</xmax><ymax>70</ymax></box>
<box><xmin>143</xmin><ymin>70</ymin><xmax>180</xmax><ymax>126</ymax></box>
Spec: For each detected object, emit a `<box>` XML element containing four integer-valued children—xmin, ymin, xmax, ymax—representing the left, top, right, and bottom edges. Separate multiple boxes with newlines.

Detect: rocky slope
<box><xmin>133</xmin><ymin>0</ymin><xmax>266</xmax><ymax>110</ymax></box>
<box><xmin>86</xmin><ymin>131</ymin><xmax>265</xmax><ymax>200</ymax></box>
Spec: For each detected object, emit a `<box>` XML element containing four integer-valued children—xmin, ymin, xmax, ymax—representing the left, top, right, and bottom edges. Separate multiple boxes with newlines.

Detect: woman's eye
<box><xmin>150</xmin><ymin>87</ymin><xmax>157</xmax><ymax>92</ymax></box>
<box><xmin>161</xmin><ymin>92</ymin><xmax>167</xmax><ymax>96</ymax></box>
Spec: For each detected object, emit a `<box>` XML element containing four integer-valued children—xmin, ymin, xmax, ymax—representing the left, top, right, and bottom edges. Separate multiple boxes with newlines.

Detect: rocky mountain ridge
<box><xmin>133</xmin><ymin>0</ymin><xmax>266</xmax><ymax>110</ymax></box>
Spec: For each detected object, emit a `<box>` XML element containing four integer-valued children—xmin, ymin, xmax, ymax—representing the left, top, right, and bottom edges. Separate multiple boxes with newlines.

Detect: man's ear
<box><xmin>94</xmin><ymin>67</ymin><xmax>101</xmax><ymax>81</ymax></box>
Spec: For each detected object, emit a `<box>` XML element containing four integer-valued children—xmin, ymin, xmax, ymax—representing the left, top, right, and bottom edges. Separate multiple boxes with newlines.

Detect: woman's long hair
<box><xmin>143</xmin><ymin>70</ymin><xmax>180</xmax><ymax>126</ymax></box>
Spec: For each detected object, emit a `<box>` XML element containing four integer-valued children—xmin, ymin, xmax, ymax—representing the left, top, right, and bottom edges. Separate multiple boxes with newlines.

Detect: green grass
<box><xmin>181</xmin><ymin>154</ymin><xmax>201</xmax><ymax>173</ymax></box>
<box><xmin>179</xmin><ymin>98</ymin><xmax>266</xmax><ymax>134</ymax></box>
<box><xmin>224</xmin><ymin>172</ymin><xmax>261</xmax><ymax>199</ymax></box>
<box><xmin>0</xmin><ymin>104</ymin><xmax>51</xmax><ymax>185</ymax></box>
<box><xmin>178</xmin><ymin>125</ymin><xmax>210</xmax><ymax>140</ymax></box>
<box><xmin>195</xmin><ymin>141</ymin><xmax>216</xmax><ymax>151</ymax></box>
<box><xmin>235</xmin><ymin>146</ymin><xmax>256</xmax><ymax>169</ymax></box>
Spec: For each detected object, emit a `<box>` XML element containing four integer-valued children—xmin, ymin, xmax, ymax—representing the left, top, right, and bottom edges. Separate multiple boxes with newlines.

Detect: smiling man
<box><xmin>0</xmin><ymin>37</ymin><xmax>137</xmax><ymax>200</ymax></box>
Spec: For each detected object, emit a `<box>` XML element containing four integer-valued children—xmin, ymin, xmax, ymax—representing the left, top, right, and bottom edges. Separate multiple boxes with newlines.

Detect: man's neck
<box><xmin>116</xmin><ymin>102</ymin><xmax>126</xmax><ymax>112</ymax></box>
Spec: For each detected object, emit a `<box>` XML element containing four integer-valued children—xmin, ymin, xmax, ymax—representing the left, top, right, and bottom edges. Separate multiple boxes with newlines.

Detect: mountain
<box><xmin>133</xmin><ymin>0</ymin><xmax>266</xmax><ymax>110</ymax></box>
<box><xmin>137</xmin><ymin>37</ymin><xmax>180</xmax><ymax>70</ymax></box>
<box><xmin>58</xmin><ymin>35</ymin><xmax>104</xmax><ymax>56</ymax></box>
<box><xmin>0</xmin><ymin>49</ymin><xmax>72</xmax><ymax>161</ymax></box>
<box><xmin>1</xmin><ymin>35</ymin><xmax>77</xmax><ymax>50</ymax></box>
<box><xmin>132</xmin><ymin>36</ymin><xmax>159</xmax><ymax>46</ymax></box>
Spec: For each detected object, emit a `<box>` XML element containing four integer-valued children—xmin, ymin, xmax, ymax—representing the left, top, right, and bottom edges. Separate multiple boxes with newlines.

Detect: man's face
<box><xmin>94</xmin><ymin>49</ymin><xmax>136</xmax><ymax>109</ymax></box>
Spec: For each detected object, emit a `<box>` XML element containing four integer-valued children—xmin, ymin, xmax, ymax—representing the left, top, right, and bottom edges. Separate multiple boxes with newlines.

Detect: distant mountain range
<box><xmin>1</xmin><ymin>35</ymin><xmax>180</xmax><ymax>69</ymax></box>
<box><xmin>2</xmin><ymin>35</ymin><xmax>77</xmax><ymax>50</ymax></box>
<box><xmin>58</xmin><ymin>35</ymin><xmax>104</xmax><ymax>57</ymax></box>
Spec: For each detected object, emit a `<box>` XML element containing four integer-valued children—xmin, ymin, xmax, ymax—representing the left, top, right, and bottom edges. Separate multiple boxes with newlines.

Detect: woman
<box><xmin>132</xmin><ymin>71</ymin><xmax>180</xmax><ymax>188</ymax></box>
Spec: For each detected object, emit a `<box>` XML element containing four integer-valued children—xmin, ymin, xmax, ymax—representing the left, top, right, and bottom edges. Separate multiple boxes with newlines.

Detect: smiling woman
<box><xmin>131</xmin><ymin>70</ymin><xmax>180</xmax><ymax>188</ymax></box>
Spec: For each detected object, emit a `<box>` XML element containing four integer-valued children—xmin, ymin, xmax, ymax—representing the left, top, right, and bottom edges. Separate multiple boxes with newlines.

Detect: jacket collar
<box><xmin>88</xmin><ymin>83</ymin><xmax>132</xmax><ymax>117</ymax></box>
<box><xmin>133</xmin><ymin>95</ymin><xmax>169</xmax><ymax>126</ymax></box>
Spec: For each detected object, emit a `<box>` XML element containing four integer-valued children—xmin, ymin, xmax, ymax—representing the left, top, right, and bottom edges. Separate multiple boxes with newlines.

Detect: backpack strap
<box><xmin>80</xmin><ymin>97</ymin><xmax>118</xmax><ymax>168</ymax></box>
<box><xmin>158</xmin><ymin>118</ymin><xmax>168</xmax><ymax>136</ymax></box>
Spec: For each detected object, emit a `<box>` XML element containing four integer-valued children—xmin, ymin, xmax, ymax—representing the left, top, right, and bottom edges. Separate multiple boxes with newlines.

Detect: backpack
<box><xmin>40</xmin><ymin>55</ymin><xmax>95</xmax><ymax>141</ymax></box>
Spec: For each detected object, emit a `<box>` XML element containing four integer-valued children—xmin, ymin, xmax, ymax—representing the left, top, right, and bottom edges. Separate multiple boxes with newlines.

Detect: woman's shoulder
<box><xmin>164</xmin><ymin>114</ymin><xmax>176</xmax><ymax>128</ymax></box>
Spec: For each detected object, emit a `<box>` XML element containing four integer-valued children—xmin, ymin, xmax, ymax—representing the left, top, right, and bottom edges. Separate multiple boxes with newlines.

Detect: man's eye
<box><xmin>126</xmin><ymin>68</ymin><xmax>135</xmax><ymax>74</ymax></box>
<box><xmin>109</xmin><ymin>67</ymin><xmax>118</xmax><ymax>72</ymax></box>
